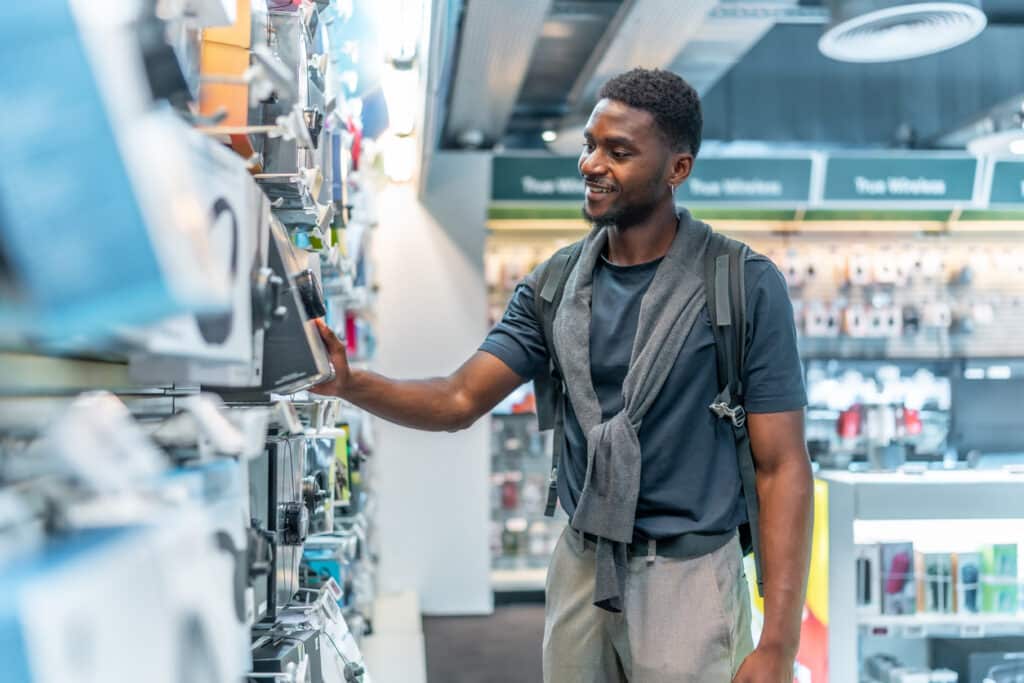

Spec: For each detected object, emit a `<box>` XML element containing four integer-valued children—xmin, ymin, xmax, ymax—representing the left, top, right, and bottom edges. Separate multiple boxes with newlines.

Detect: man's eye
<box><xmin>582</xmin><ymin>142</ymin><xmax>595</xmax><ymax>153</ymax></box>
<box><xmin>612</xmin><ymin>150</ymin><xmax>630</xmax><ymax>159</ymax></box>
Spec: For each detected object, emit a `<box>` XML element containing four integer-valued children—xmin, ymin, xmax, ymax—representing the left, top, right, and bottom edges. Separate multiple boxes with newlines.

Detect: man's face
<box><xmin>578</xmin><ymin>99</ymin><xmax>676</xmax><ymax>229</ymax></box>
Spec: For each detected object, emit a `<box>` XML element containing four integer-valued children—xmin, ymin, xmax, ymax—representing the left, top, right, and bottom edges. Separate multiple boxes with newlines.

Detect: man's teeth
<box><xmin>589</xmin><ymin>186</ymin><xmax>612</xmax><ymax>193</ymax></box>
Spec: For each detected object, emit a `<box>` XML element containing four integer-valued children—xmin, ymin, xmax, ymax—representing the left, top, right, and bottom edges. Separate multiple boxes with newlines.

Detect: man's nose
<box><xmin>579</xmin><ymin>149</ymin><xmax>607</xmax><ymax>178</ymax></box>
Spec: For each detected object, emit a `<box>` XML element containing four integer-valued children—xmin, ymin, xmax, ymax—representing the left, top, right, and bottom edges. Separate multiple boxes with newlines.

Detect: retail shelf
<box><xmin>859</xmin><ymin>613</ymin><xmax>1024</xmax><ymax>639</ymax></box>
<box><xmin>491</xmin><ymin>567</ymin><xmax>548</xmax><ymax>592</ymax></box>
<box><xmin>819</xmin><ymin>469</ymin><xmax>1024</xmax><ymax>521</ymax></box>
<box><xmin>798</xmin><ymin>336</ymin><xmax>1024</xmax><ymax>362</ymax></box>
<box><xmin>0</xmin><ymin>352</ymin><xmax>139</xmax><ymax>396</ymax></box>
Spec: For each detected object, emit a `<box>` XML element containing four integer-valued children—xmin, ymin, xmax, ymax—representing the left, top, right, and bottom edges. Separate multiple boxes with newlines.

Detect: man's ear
<box><xmin>668</xmin><ymin>152</ymin><xmax>694</xmax><ymax>189</ymax></box>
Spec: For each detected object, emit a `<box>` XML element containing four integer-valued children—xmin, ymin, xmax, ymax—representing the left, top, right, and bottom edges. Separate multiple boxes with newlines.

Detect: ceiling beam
<box><xmin>442</xmin><ymin>0</ymin><xmax>553</xmax><ymax>148</ymax></box>
<box><xmin>564</xmin><ymin>0</ymin><xmax>719</xmax><ymax>116</ymax></box>
<box><xmin>671</xmin><ymin>1</ymin><xmax>825</xmax><ymax>96</ymax></box>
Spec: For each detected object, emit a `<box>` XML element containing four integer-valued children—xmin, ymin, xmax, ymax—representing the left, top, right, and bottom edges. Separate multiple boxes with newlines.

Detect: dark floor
<box><xmin>423</xmin><ymin>604</ymin><xmax>545</xmax><ymax>683</ymax></box>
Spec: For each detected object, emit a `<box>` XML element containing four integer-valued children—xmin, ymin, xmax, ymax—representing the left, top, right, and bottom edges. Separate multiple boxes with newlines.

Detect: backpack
<box><xmin>531</xmin><ymin>232</ymin><xmax>765</xmax><ymax>597</ymax></box>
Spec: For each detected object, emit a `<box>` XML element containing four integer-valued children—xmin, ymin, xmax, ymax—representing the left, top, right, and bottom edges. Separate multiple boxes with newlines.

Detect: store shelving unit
<box><xmin>489</xmin><ymin>411</ymin><xmax>566</xmax><ymax>593</ymax></box>
<box><xmin>858</xmin><ymin>613</ymin><xmax>1024</xmax><ymax>639</ymax></box>
<box><xmin>820</xmin><ymin>469</ymin><xmax>1024</xmax><ymax>680</ymax></box>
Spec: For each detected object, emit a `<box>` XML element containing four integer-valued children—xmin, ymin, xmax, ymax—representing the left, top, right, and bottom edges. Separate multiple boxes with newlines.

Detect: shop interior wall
<box><xmin>373</xmin><ymin>151</ymin><xmax>494</xmax><ymax>615</ymax></box>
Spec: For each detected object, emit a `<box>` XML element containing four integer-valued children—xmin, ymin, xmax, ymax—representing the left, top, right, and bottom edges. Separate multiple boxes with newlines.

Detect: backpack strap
<box><xmin>532</xmin><ymin>240</ymin><xmax>584</xmax><ymax>517</ymax></box>
<box><xmin>704</xmin><ymin>234</ymin><xmax>765</xmax><ymax>598</ymax></box>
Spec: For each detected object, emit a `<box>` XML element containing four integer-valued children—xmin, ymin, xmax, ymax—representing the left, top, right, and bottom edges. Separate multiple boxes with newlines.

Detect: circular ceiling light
<box><xmin>819</xmin><ymin>1</ymin><xmax>987</xmax><ymax>63</ymax></box>
<box><xmin>967</xmin><ymin>129</ymin><xmax>1024</xmax><ymax>156</ymax></box>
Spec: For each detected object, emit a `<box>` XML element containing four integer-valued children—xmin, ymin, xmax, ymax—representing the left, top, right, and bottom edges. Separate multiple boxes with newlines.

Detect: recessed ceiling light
<box><xmin>541</xmin><ymin>130</ymin><xmax>558</xmax><ymax>143</ymax></box>
<box><xmin>819</xmin><ymin>1</ymin><xmax>987</xmax><ymax>63</ymax></box>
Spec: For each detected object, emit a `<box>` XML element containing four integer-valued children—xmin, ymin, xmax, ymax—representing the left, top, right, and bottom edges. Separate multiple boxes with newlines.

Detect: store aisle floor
<box><xmin>423</xmin><ymin>604</ymin><xmax>545</xmax><ymax>683</ymax></box>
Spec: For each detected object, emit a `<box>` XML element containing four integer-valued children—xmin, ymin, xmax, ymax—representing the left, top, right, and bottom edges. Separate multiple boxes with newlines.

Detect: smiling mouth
<box><xmin>585</xmin><ymin>182</ymin><xmax>616</xmax><ymax>195</ymax></box>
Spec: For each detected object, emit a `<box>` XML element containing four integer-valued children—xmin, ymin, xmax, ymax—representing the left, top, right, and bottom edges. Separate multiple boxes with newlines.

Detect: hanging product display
<box><xmin>0</xmin><ymin>1</ymin><xmax>383</xmax><ymax>682</ymax></box>
<box><xmin>0</xmin><ymin>2</ymin><xmax>232</xmax><ymax>344</ymax></box>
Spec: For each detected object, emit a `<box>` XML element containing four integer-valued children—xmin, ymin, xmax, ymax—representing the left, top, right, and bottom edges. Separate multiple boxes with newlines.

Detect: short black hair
<box><xmin>598</xmin><ymin>68</ymin><xmax>702</xmax><ymax>157</ymax></box>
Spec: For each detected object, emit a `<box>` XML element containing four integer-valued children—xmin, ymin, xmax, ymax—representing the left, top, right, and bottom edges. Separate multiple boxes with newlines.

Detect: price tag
<box><xmin>959</xmin><ymin>623</ymin><xmax>985</xmax><ymax>638</ymax></box>
<box><xmin>901</xmin><ymin>624</ymin><xmax>926</xmax><ymax>638</ymax></box>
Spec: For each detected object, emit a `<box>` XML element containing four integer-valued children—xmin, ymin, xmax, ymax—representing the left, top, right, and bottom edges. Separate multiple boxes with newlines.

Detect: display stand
<box><xmin>820</xmin><ymin>469</ymin><xmax>1024</xmax><ymax>680</ymax></box>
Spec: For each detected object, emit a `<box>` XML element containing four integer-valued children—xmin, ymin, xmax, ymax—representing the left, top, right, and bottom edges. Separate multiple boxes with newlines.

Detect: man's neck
<box><xmin>604</xmin><ymin>199</ymin><xmax>679</xmax><ymax>266</ymax></box>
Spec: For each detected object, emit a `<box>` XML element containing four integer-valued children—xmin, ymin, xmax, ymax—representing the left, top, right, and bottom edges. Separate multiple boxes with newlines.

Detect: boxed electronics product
<box><xmin>881</xmin><ymin>542</ymin><xmax>917</xmax><ymax>615</ymax></box>
<box><xmin>955</xmin><ymin>552</ymin><xmax>983</xmax><ymax>615</ymax></box>
<box><xmin>917</xmin><ymin>552</ymin><xmax>954</xmax><ymax>615</ymax></box>
<box><xmin>856</xmin><ymin>543</ymin><xmax>882</xmax><ymax>617</ymax></box>
<box><xmin>249</xmin><ymin>433</ymin><xmax>308</xmax><ymax>622</ymax></box>
<box><xmin>981</xmin><ymin>544</ymin><xmax>1018</xmax><ymax>614</ymax></box>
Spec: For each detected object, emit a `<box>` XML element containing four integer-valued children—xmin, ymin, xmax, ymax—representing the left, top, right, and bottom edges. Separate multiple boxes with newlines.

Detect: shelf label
<box><xmin>901</xmin><ymin>624</ymin><xmax>926</xmax><ymax>639</ymax></box>
<box><xmin>959</xmin><ymin>623</ymin><xmax>986</xmax><ymax>638</ymax></box>
<box><xmin>990</xmin><ymin>160</ymin><xmax>1024</xmax><ymax>204</ymax></box>
<box><xmin>823</xmin><ymin>155</ymin><xmax>978</xmax><ymax>203</ymax></box>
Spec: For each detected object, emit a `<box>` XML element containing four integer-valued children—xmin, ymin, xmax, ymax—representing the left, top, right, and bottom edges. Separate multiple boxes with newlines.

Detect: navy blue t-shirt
<box><xmin>480</xmin><ymin>240</ymin><xmax>807</xmax><ymax>541</ymax></box>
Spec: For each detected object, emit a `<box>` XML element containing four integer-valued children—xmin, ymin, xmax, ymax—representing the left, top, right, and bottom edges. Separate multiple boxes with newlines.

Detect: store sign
<box><xmin>989</xmin><ymin>160</ymin><xmax>1024</xmax><ymax>204</ymax></box>
<box><xmin>492</xmin><ymin>155</ymin><xmax>813</xmax><ymax>204</ymax></box>
<box><xmin>492</xmin><ymin>156</ymin><xmax>583</xmax><ymax>201</ymax></box>
<box><xmin>678</xmin><ymin>157</ymin><xmax>812</xmax><ymax>203</ymax></box>
<box><xmin>493</xmin><ymin>154</ymin><xmax>996</xmax><ymax>207</ymax></box>
<box><xmin>823</xmin><ymin>155</ymin><xmax>977</xmax><ymax>203</ymax></box>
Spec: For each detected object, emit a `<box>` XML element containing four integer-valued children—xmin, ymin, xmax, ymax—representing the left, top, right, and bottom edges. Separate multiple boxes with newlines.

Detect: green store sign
<box><xmin>823</xmin><ymin>155</ymin><xmax>977</xmax><ymax>203</ymax></box>
<box><xmin>990</xmin><ymin>160</ymin><xmax>1024</xmax><ymax>204</ymax></box>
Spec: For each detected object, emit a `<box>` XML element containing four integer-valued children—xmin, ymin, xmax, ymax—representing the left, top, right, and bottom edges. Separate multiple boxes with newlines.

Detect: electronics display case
<box><xmin>821</xmin><ymin>469</ymin><xmax>1024</xmax><ymax>682</ymax></box>
<box><xmin>488</xmin><ymin>407</ymin><xmax>566</xmax><ymax>592</ymax></box>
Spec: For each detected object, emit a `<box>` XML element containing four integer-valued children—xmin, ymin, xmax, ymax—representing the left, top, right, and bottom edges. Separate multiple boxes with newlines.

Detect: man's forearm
<box><xmin>755</xmin><ymin>456</ymin><xmax>814</xmax><ymax>656</ymax></box>
<box><xmin>340</xmin><ymin>369</ymin><xmax>473</xmax><ymax>432</ymax></box>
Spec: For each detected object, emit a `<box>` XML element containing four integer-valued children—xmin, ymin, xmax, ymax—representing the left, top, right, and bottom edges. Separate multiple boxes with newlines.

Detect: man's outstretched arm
<box><xmin>732</xmin><ymin>408</ymin><xmax>813</xmax><ymax>683</ymax></box>
<box><xmin>310</xmin><ymin>320</ymin><xmax>524</xmax><ymax>432</ymax></box>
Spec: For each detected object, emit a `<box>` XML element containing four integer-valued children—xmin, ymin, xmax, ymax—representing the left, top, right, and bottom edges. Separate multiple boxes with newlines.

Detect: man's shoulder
<box><xmin>525</xmin><ymin>239</ymin><xmax>585</xmax><ymax>290</ymax></box>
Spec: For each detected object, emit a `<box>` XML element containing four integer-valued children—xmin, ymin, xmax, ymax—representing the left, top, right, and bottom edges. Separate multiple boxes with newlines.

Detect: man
<box><xmin>313</xmin><ymin>68</ymin><xmax>812</xmax><ymax>683</ymax></box>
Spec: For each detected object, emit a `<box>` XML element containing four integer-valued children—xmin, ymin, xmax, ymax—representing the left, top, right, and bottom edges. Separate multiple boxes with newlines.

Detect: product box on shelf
<box><xmin>955</xmin><ymin>552</ymin><xmax>983</xmax><ymax>615</ymax></box>
<box><xmin>856</xmin><ymin>543</ymin><xmax>882</xmax><ymax>617</ymax></box>
<box><xmin>881</xmin><ymin>542</ymin><xmax>917</xmax><ymax>615</ymax></box>
<box><xmin>981</xmin><ymin>544</ymin><xmax>1018</xmax><ymax>614</ymax></box>
<box><xmin>917</xmin><ymin>552</ymin><xmax>955</xmax><ymax>615</ymax></box>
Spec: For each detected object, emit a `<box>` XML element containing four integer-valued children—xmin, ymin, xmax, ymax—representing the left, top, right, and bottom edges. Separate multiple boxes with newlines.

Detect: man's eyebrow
<box><xmin>582</xmin><ymin>131</ymin><xmax>635</xmax><ymax>148</ymax></box>
<box><xmin>604</xmin><ymin>136</ymin><xmax>634</xmax><ymax>147</ymax></box>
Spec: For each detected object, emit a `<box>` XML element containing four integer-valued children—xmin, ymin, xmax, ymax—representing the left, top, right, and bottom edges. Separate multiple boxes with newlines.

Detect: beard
<box><xmin>582</xmin><ymin>192</ymin><xmax>661</xmax><ymax>230</ymax></box>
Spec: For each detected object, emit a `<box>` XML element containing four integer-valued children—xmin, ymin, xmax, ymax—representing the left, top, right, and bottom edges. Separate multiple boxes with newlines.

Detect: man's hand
<box><xmin>310</xmin><ymin>318</ymin><xmax>351</xmax><ymax>397</ymax></box>
<box><xmin>732</xmin><ymin>644</ymin><xmax>794</xmax><ymax>683</ymax></box>
<box><xmin>304</xmin><ymin>325</ymin><xmax>522</xmax><ymax>432</ymax></box>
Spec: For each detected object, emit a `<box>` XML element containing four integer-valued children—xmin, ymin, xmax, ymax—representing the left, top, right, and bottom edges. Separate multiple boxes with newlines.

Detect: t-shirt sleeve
<box><xmin>479</xmin><ymin>268</ymin><xmax>550</xmax><ymax>382</ymax></box>
<box><xmin>742</xmin><ymin>258</ymin><xmax>808</xmax><ymax>413</ymax></box>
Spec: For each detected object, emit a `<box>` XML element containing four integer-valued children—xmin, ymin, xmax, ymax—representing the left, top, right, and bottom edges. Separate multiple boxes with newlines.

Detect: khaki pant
<box><xmin>543</xmin><ymin>528</ymin><xmax>754</xmax><ymax>683</ymax></box>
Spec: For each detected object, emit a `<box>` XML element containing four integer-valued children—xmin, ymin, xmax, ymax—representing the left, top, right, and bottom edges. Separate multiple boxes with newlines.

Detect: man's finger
<box><xmin>314</xmin><ymin>318</ymin><xmax>344</xmax><ymax>352</ymax></box>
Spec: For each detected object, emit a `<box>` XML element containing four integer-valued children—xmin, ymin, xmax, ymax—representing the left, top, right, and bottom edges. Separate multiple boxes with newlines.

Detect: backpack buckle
<box><xmin>710</xmin><ymin>401</ymin><xmax>747</xmax><ymax>429</ymax></box>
